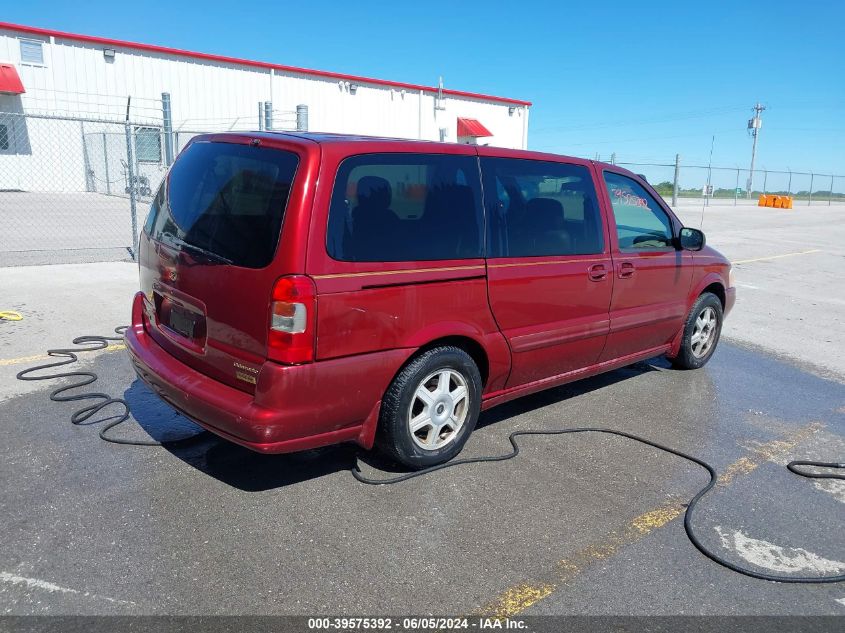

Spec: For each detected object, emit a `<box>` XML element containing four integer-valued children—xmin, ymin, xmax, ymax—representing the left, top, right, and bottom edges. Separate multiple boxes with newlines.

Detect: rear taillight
<box><xmin>132</xmin><ymin>291</ymin><xmax>154</xmax><ymax>332</ymax></box>
<box><xmin>268</xmin><ymin>275</ymin><xmax>316</xmax><ymax>364</ymax></box>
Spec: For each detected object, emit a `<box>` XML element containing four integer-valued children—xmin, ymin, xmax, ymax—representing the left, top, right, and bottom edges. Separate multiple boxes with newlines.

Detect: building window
<box><xmin>0</xmin><ymin>124</ymin><xmax>9</xmax><ymax>151</ymax></box>
<box><xmin>134</xmin><ymin>127</ymin><xmax>162</xmax><ymax>163</ymax></box>
<box><xmin>19</xmin><ymin>39</ymin><xmax>44</xmax><ymax>65</ymax></box>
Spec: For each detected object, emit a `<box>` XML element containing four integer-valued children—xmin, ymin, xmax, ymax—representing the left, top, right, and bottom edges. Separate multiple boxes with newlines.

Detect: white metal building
<box><xmin>0</xmin><ymin>22</ymin><xmax>530</xmax><ymax>188</ymax></box>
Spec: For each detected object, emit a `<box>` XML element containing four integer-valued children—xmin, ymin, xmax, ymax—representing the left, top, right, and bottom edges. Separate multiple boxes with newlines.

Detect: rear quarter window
<box><xmin>326</xmin><ymin>153</ymin><xmax>484</xmax><ymax>262</ymax></box>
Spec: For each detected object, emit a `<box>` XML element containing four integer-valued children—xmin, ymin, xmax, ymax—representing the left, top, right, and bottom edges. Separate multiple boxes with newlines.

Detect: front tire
<box><xmin>377</xmin><ymin>346</ymin><xmax>482</xmax><ymax>469</ymax></box>
<box><xmin>671</xmin><ymin>292</ymin><xmax>723</xmax><ymax>370</ymax></box>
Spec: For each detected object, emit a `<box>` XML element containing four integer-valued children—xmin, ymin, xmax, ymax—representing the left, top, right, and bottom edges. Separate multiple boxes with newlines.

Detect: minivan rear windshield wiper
<box><xmin>161</xmin><ymin>233</ymin><xmax>234</xmax><ymax>265</ymax></box>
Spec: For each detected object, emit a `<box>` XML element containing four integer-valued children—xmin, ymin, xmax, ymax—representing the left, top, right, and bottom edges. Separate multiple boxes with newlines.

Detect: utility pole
<box><xmin>746</xmin><ymin>102</ymin><xmax>765</xmax><ymax>197</ymax></box>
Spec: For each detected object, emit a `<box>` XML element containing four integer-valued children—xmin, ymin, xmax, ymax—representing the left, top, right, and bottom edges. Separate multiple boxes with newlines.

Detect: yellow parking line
<box><xmin>475</xmin><ymin>422</ymin><xmax>824</xmax><ymax>618</ymax></box>
<box><xmin>0</xmin><ymin>343</ymin><xmax>125</xmax><ymax>367</ymax></box>
<box><xmin>477</xmin><ymin>499</ymin><xmax>686</xmax><ymax>618</ymax></box>
<box><xmin>716</xmin><ymin>422</ymin><xmax>822</xmax><ymax>485</ymax></box>
<box><xmin>732</xmin><ymin>249</ymin><xmax>822</xmax><ymax>265</ymax></box>
<box><xmin>479</xmin><ymin>583</ymin><xmax>557</xmax><ymax>618</ymax></box>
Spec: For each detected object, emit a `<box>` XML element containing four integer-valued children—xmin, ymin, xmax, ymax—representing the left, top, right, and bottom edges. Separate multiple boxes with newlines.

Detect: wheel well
<box><xmin>702</xmin><ymin>282</ymin><xmax>726</xmax><ymax>309</ymax></box>
<box><xmin>415</xmin><ymin>336</ymin><xmax>490</xmax><ymax>386</ymax></box>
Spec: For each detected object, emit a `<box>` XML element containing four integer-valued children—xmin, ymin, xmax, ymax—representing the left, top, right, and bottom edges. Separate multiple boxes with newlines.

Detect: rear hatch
<box><xmin>138</xmin><ymin>137</ymin><xmax>301</xmax><ymax>393</ymax></box>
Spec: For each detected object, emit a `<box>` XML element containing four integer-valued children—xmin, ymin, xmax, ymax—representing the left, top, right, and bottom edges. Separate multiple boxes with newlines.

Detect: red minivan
<box><xmin>126</xmin><ymin>132</ymin><xmax>735</xmax><ymax>468</ymax></box>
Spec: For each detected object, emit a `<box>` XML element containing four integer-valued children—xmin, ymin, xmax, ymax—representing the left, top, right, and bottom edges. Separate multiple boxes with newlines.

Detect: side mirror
<box><xmin>679</xmin><ymin>227</ymin><xmax>706</xmax><ymax>251</ymax></box>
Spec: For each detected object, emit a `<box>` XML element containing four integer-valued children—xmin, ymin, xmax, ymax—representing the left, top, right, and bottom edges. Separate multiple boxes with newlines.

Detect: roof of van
<box><xmin>254</xmin><ymin>130</ymin><xmax>574</xmax><ymax>152</ymax></box>
<box><xmin>193</xmin><ymin>131</ymin><xmax>629</xmax><ymax>171</ymax></box>
<box><xmin>242</xmin><ymin>130</ymin><xmax>593</xmax><ymax>162</ymax></box>
<box><xmin>274</xmin><ymin>131</ymin><xmax>452</xmax><ymax>144</ymax></box>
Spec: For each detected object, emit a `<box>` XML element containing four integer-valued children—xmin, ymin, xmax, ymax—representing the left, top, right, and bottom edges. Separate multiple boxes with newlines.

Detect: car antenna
<box><xmin>700</xmin><ymin>135</ymin><xmax>715</xmax><ymax>230</ymax></box>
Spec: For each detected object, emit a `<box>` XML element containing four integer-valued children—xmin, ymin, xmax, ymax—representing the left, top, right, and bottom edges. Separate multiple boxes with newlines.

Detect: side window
<box><xmin>603</xmin><ymin>172</ymin><xmax>674</xmax><ymax>252</ymax></box>
<box><xmin>481</xmin><ymin>158</ymin><xmax>604</xmax><ymax>258</ymax></box>
<box><xmin>326</xmin><ymin>153</ymin><xmax>483</xmax><ymax>262</ymax></box>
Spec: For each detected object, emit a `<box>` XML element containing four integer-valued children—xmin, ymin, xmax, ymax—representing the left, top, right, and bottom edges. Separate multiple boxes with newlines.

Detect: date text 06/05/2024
<box><xmin>306</xmin><ymin>617</ymin><xmax>528</xmax><ymax>630</ymax></box>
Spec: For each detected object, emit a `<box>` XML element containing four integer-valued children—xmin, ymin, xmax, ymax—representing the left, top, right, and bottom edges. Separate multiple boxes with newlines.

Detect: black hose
<box><xmin>15</xmin><ymin>327</ymin><xmax>205</xmax><ymax>446</ymax></box>
<box><xmin>787</xmin><ymin>460</ymin><xmax>845</xmax><ymax>479</ymax></box>
<box><xmin>16</xmin><ymin>330</ymin><xmax>843</xmax><ymax>583</ymax></box>
<box><xmin>353</xmin><ymin>428</ymin><xmax>844</xmax><ymax>584</ymax></box>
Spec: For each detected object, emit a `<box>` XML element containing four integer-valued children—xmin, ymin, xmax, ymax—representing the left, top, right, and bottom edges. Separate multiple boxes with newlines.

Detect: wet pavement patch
<box><xmin>0</xmin><ymin>342</ymin><xmax>842</xmax><ymax>615</ymax></box>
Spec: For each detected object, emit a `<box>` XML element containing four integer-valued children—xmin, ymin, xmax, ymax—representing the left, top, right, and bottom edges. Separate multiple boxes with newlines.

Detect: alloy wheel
<box><xmin>408</xmin><ymin>369</ymin><xmax>470</xmax><ymax>450</ymax></box>
<box><xmin>691</xmin><ymin>306</ymin><xmax>718</xmax><ymax>358</ymax></box>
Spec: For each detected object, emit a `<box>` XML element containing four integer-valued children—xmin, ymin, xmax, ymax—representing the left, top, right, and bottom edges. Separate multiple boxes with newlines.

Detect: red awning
<box><xmin>0</xmin><ymin>64</ymin><xmax>25</xmax><ymax>94</ymax></box>
<box><xmin>457</xmin><ymin>117</ymin><xmax>492</xmax><ymax>138</ymax></box>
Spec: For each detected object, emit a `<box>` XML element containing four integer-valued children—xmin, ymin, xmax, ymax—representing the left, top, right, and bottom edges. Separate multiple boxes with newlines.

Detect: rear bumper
<box><xmin>126</xmin><ymin>293</ymin><xmax>408</xmax><ymax>453</ymax></box>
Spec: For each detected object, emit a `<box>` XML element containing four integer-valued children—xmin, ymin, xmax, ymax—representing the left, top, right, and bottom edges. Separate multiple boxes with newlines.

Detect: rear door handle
<box><xmin>618</xmin><ymin>262</ymin><xmax>635</xmax><ymax>279</ymax></box>
<box><xmin>588</xmin><ymin>264</ymin><xmax>608</xmax><ymax>281</ymax></box>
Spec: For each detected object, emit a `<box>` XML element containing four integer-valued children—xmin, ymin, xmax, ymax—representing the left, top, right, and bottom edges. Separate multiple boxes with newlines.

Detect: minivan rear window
<box><xmin>326</xmin><ymin>153</ymin><xmax>484</xmax><ymax>262</ymax></box>
<box><xmin>146</xmin><ymin>141</ymin><xmax>299</xmax><ymax>268</ymax></box>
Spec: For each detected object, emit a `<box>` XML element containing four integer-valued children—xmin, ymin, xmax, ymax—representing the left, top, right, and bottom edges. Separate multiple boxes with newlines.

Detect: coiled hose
<box><xmin>16</xmin><ymin>329</ymin><xmax>844</xmax><ymax>583</ymax></box>
<box><xmin>15</xmin><ymin>327</ymin><xmax>205</xmax><ymax>446</ymax></box>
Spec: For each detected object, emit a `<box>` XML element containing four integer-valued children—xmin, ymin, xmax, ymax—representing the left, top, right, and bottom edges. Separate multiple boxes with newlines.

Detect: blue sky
<box><xmin>6</xmin><ymin>1</ymin><xmax>844</xmax><ymax>177</ymax></box>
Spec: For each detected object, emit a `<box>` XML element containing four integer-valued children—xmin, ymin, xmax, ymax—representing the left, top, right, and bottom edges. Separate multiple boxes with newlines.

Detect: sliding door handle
<box><xmin>618</xmin><ymin>262</ymin><xmax>635</xmax><ymax>279</ymax></box>
<box><xmin>588</xmin><ymin>264</ymin><xmax>608</xmax><ymax>281</ymax></box>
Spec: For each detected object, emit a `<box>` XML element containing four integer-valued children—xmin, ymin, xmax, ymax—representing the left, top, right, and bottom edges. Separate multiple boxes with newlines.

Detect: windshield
<box><xmin>145</xmin><ymin>141</ymin><xmax>299</xmax><ymax>268</ymax></box>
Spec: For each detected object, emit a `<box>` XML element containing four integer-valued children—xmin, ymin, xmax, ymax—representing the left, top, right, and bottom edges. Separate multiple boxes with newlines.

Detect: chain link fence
<box><xmin>0</xmin><ymin>111</ymin><xmax>152</xmax><ymax>263</ymax></box>
<box><xmin>0</xmin><ymin>100</ymin><xmax>303</xmax><ymax>265</ymax></box>
<box><xmin>2</xmin><ymin>103</ymin><xmax>843</xmax><ymax>265</ymax></box>
<box><xmin>612</xmin><ymin>158</ymin><xmax>845</xmax><ymax>207</ymax></box>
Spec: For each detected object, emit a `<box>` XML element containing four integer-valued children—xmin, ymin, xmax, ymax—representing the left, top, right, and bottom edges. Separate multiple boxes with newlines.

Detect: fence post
<box><xmin>124</xmin><ymin>122</ymin><xmax>139</xmax><ymax>260</ymax></box>
<box><xmin>763</xmin><ymin>170</ymin><xmax>767</xmax><ymax>195</ymax></box>
<box><xmin>808</xmin><ymin>172</ymin><xmax>814</xmax><ymax>206</ymax></box>
<box><xmin>734</xmin><ymin>169</ymin><xmax>739</xmax><ymax>206</ymax></box>
<box><xmin>296</xmin><ymin>104</ymin><xmax>309</xmax><ymax>131</ymax></box>
<box><xmin>672</xmin><ymin>153</ymin><xmax>680</xmax><ymax>207</ymax></box>
<box><xmin>81</xmin><ymin>121</ymin><xmax>94</xmax><ymax>193</ymax></box>
<box><xmin>161</xmin><ymin>92</ymin><xmax>174</xmax><ymax>167</ymax></box>
<box><xmin>124</xmin><ymin>97</ymin><xmax>139</xmax><ymax>261</ymax></box>
<box><xmin>787</xmin><ymin>169</ymin><xmax>792</xmax><ymax>196</ymax></box>
<box><xmin>829</xmin><ymin>175</ymin><xmax>834</xmax><ymax>206</ymax></box>
<box><xmin>264</xmin><ymin>101</ymin><xmax>273</xmax><ymax>131</ymax></box>
<box><xmin>102</xmin><ymin>133</ymin><xmax>111</xmax><ymax>195</ymax></box>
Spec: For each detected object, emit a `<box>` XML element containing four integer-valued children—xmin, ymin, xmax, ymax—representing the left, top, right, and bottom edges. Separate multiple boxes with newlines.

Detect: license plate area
<box><xmin>169</xmin><ymin>306</ymin><xmax>196</xmax><ymax>339</ymax></box>
<box><xmin>154</xmin><ymin>291</ymin><xmax>207</xmax><ymax>351</ymax></box>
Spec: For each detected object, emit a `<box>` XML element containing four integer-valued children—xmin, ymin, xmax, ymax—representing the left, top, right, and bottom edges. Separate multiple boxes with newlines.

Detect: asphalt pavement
<box><xmin>0</xmin><ymin>340</ymin><xmax>842</xmax><ymax>615</ymax></box>
<box><xmin>1</xmin><ymin>202</ymin><xmax>843</xmax><ymax>617</ymax></box>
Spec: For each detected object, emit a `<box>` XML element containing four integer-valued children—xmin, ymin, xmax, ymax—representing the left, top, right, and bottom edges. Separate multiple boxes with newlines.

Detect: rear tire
<box><xmin>377</xmin><ymin>346</ymin><xmax>482</xmax><ymax>470</ymax></box>
<box><xmin>670</xmin><ymin>292</ymin><xmax>723</xmax><ymax>370</ymax></box>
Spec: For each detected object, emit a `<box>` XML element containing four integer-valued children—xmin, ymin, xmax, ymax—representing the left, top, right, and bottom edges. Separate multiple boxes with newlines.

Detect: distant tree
<box><xmin>653</xmin><ymin>181</ymin><xmax>674</xmax><ymax>196</ymax></box>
